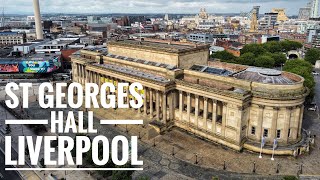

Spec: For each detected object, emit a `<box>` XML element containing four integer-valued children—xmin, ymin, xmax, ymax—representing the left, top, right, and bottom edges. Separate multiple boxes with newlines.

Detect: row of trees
<box><xmin>71</xmin><ymin>134</ymin><xmax>134</xmax><ymax>180</ymax></box>
<box><xmin>283</xmin><ymin>59</ymin><xmax>315</xmax><ymax>101</ymax></box>
<box><xmin>211</xmin><ymin>41</ymin><xmax>316</xmax><ymax>100</ymax></box>
<box><xmin>211</xmin><ymin>40</ymin><xmax>302</xmax><ymax>68</ymax></box>
<box><xmin>305</xmin><ymin>48</ymin><xmax>320</xmax><ymax>65</ymax></box>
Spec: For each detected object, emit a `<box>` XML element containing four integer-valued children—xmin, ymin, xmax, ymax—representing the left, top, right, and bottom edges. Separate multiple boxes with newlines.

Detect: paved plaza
<box><xmin>0</xmin><ymin>83</ymin><xmax>320</xmax><ymax>179</ymax></box>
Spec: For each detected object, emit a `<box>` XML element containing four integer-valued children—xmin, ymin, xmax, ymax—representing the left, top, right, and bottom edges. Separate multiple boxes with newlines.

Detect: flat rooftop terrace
<box><xmin>93</xmin><ymin>63</ymin><xmax>170</xmax><ymax>83</ymax></box>
<box><xmin>108</xmin><ymin>40</ymin><xmax>209</xmax><ymax>53</ymax></box>
<box><xmin>0</xmin><ymin>53</ymin><xmax>59</xmax><ymax>62</ymax></box>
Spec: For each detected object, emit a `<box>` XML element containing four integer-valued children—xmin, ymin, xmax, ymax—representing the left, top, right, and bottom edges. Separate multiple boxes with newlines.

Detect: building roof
<box><xmin>190</xmin><ymin>65</ymin><xmax>233</xmax><ymax>76</ymax></box>
<box><xmin>106</xmin><ymin>53</ymin><xmax>177</xmax><ymax>70</ymax></box>
<box><xmin>108</xmin><ymin>39</ymin><xmax>209</xmax><ymax>53</ymax></box>
<box><xmin>0</xmin><ymin>32</ymin><xmax>18</xmax><ymax>35</ymax></box>
<box><xmin>94</xmin><ymin>63</ymin><xmax>170</xmax><ymax>83</ymax></box>
<box><xmin>233</xmin><ymin>67</ymin><xmax>295</xmax><ymax>84</ymax></box>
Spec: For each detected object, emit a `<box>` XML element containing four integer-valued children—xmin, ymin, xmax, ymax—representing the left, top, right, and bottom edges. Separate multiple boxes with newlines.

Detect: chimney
<box><xmin>33</xmin><ymin>0</ymin><xmax>43</xmax><ymax>40</ymax></box>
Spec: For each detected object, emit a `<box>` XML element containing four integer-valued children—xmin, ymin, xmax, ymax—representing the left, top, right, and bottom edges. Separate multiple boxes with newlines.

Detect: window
<box><xmin>251</xmin><ymin>126</ymin><xmax>256</xmax><ymax>135</ymax></box>
<box><xmin>276</xmin><ymin>130</ymin><xmax>281</xmax><ymax>138</ymax></box>
<box><xmin>263</xmin><ymin>129</ymin><xmax>269</xmax><ymax>137</ymax></box>
<box><xmin>288</xmin><ymin>129</ymin><xmax>291</xmax><ymax>138</ymax></box>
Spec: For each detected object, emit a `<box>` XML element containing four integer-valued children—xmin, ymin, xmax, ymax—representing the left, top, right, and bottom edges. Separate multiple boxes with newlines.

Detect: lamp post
<box><xmin>194</xmin><ymin>153</ymin><xmax>198</xmax><ymax>164</ymax></box>
<box><xmin>171</xmin><ymin>146</ymin><xmax>175</xmax><ymax>156</ymax></box>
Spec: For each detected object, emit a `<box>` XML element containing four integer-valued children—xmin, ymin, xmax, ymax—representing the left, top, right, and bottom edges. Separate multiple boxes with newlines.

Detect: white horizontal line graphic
<box><xmin>100</xmin><ymin>120</ymin><xmax>143</xmax><ymax>125</ymax></box>
<box><xmin>5</xmin><ymin>120</ymin><xmax>49</xmax><ymax>125</ymax></box>
<box><xmin>5</xmin><ymin>168</ymin><xmax>143</xmax><ymax>171</ymax></box>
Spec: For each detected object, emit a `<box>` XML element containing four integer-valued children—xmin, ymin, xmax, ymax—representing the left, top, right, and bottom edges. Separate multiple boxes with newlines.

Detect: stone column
<box><xmin>283</xmin><ymin>107</ymin><xmax>292</xmax><ymax>143</ymax></box>
<box><xmin>168</xmin><ymin>91</ymin><xmax>174</xmax><ymax>120</ymax></box>
<box><xmin>212</xmin><ymin>100</ymin><xmax>217</xmax><ymax>133</ymax></box>
<box><xmin>186</xmin><ymin>93</ymin><xmax>191</xmax><ymax>124</ymax></box>
<box><xmin>138</xmin><ymin>86</ymin><xmax>142</xmax><ymax>114</ymax></box>
<box><xmin>143</xmin><ymin>87</ymin><xmax>147</xmax><ymax>115</ymax></box>
<box><xmin>173</xmin><ymin>91</ymin><xmax>178</xmax><ymax>109</ymax></box>
<box><xmin>156</xmin><ymin>91</ymin><xmax>160</xmax><ymax>121</ymax></box>
<box><xmin>83</xmin><ymin>66</ymin><xmax>86</xmax><ymax>84</ymax></box>
<box><xmin>270</xmin><ymin>107</ymin><xmax>279</xmax><ymax>140</ymax></box>
<box><xmin>149</xmin><ymin>88</ymin><xmax>153</xmax><ymax>118</ymax></box>
<box><xmin>298</xmin><ymin>105</ymin><xmax>304</xmax><ymax>137</ymax></box>
<box><xmin>90</xmin><ymin>72</ymin><xmax>94</xmax><ymax>83</ymax></box>
<box><xmin>162</xmin><ymin>92</ymin><xmax>167</xmax><ymax>124</ymax></box>
<box><xmin>194</xmin><ymin>95</ymin><xmax>199</xmax><ymax>128</ymax></box>
<box><xmin>203</xmin><ymin>97</ymin><xmax>208</xmax><ymax>130</ymax></box>
<box><xmin>221</xmin><ymin>102</ymin><xmax>228</xmax><ymax>136</ymax></box>
<box><xmin>291</xmin><ymin>107</ymin><xmax>299</xmax><ymax>141</ymax></box>
<box><xmin>126</xmin><ymin>84</ymin><xmax>130</xmax><ymax>106</ymax></box>
<box><xmin>179</xmin><ymin>90</ymin><xmax>184</xmax><ymax>121</ymax></box>
<box><xmin>77</xmin><ymin>64</ymin><xmax>80</xmax><ymax>83</ymax></box>
<box><xmin>256</xmin><ymin>105</ymin><xmax>265</xmax><ymax>140</ymax></box>
<box><xmin>86</xmin><ymin>70</ymin><xmax>89</xmax><ymax>83</ymax></box>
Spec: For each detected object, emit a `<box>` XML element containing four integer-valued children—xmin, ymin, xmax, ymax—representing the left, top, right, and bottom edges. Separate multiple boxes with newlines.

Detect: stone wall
<box><xmin>108</xmin><ymin>45</ymin><xmax>179</xmax><ymax>66</ymax></box>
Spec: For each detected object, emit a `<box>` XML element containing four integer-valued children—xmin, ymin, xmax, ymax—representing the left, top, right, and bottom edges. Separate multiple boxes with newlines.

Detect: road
<box><xmin>314</xmin><ymin>73</ymin><xmax>320</xmax><ymax>110</ymax></box>
<box><xmin>0</xmin><ymin>151</ymin><xmax>22</xmax><ymax>180</ymax></box>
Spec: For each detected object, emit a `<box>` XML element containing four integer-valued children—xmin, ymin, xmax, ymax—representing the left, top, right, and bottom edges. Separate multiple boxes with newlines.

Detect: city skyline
<box><xmin>1</xmin><ymin>0</ymin><xmax>309</xmax><ymax>16</ymax></box>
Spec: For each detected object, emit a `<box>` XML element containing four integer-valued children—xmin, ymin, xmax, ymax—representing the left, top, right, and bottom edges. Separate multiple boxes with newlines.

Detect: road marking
<box><xmin>0</xmin><ymin>172</ymin><xmax>4</xmax><ymax>179</ymax></box>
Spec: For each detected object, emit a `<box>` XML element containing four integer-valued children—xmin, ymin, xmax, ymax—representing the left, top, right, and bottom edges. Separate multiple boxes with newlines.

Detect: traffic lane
<box><xmin>0</xmin><ymin>152</ymin><xmax>22</xmax><ymax>180</ymax></box>
<box><xmin>315</xmin><ymin>74</ymin><xmax>320</xmax><ymax>103</ymax></box>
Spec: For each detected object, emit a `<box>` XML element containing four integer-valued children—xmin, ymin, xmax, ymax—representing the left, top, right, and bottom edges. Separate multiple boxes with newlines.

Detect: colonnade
<box><xmin>72</xmin><ymin>62</ymin><xmax>175</xmax><ymax>124</ymax></box>
<box><xmin>177</xmin><ymin>90</ymin><xmax>229</xmax><ymax>136</ymax></box>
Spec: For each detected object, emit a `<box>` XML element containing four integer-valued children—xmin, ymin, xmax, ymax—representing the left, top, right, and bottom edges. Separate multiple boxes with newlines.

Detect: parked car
<box><xmin>308</xmin><ymin>107</ymin><xmax>317</xmax><ymax>111</ymax></box>
<box><xmin>312</xmin><ymin>71</ymin><xmax>319</xmax><ymax>75</ymax></box>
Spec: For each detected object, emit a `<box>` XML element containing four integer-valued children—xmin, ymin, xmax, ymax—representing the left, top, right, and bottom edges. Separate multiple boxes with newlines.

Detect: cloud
<box><xmin>1</xmin><ymin>0</ymin><xmax>307</xmax><ymax>15</ymax></box>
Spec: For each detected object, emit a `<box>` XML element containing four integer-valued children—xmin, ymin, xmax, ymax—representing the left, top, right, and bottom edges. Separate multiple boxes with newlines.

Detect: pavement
<box><xmin>0</xmin><ymin>81</ymin><xmax>320</xmax><ymax>179</ymax></box>
<box><xmin>0</xmin><ymin>152</ymin><xmax>22</xmax><ymax>180</ymax></box>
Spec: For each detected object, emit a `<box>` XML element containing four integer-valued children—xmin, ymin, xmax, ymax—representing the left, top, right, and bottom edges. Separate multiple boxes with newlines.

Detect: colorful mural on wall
<box><xmin>0</xmin><ymin>56</ymin><xmax>61</xmax><ymax>73</ymax></box>
<box><xmin>0</xmin><ymin>63</ymin><xmax>19</xmax><ymax>73</ymax></box>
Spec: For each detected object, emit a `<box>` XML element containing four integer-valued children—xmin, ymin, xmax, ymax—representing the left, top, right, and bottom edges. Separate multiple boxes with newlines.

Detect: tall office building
<box><xmin>310</xmin><ymin>0</ymin><xmax>320</xmax><ymax>18</ymax></box>
<box><xmin>298</xmin><ymin>7</ymin><xmax>311</xmax><ymax>20</ymax></box>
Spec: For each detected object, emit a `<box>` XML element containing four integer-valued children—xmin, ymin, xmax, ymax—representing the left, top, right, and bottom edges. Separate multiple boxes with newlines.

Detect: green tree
<box><xmin>254</xmin><ymin>55</ymin><xmax>275</xmax><ymax>68</ymax></box>
<box><xmin>112</xmin><ymin>163</ymin><xmax>134</xmax><ymax>180</ymax></box>
<box><xmin>238</xmin><ymin>52</ymin><xmax>255</xmax><ymax>66</ymax></box>
<box><xmin>305</xmin><ymin>48</ymin><xmax>320</xmax><ymax>65</ymax></box>
<box><xmin>241</xmin><ymin>44</ymin><xmax>266</xmax><ymax>56</ymax></box>
<box><xmin>282</xmin><ymin>176</ymin><xmax>298</xmax><ymax>180</ymax></box>
<box><xmin>211</xmin><ymin>50</ymin><xmax>236</xmax><ymax>62</ymax></box>
<box><xmin>280</xmin><ymin>40</ymin><xmax>303</xmax><ymax>52</ymax></box>
<box><xmin>283</xmin><ymin>59</ymin><xmax>315</xmax><ymax>100</ymax></box>
<box><xmin>283</xmin><ymin>59</ymin><xmax>313</xmax><ymax>73</ymax></box>
<box><xmin>137</xmin><ymin>176</ymin><xmax>150</xmax><ymax>180</ymax></box>
<box><xmin>262</xmin><ymin>41</ymin><xmax>282</xmax><ymax>53</ymax></box>
<box><xmin>271</xmin><ymin>53</ymin><xmax>287</xmax><ymax>67</ymax></box>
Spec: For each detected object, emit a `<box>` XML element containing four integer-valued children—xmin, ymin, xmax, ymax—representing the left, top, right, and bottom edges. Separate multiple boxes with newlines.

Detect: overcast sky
<box><xmin>2</xmin><ymin>0</ymin><xmax>308</xmax><ymax>15</ymax></box>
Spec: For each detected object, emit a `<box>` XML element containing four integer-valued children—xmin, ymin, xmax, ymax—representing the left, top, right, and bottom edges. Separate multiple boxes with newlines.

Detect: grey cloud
<box><xmin>1</xmin><ymin>0</ymin><xmax>307</xmax><ymax>15</ymax></box>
